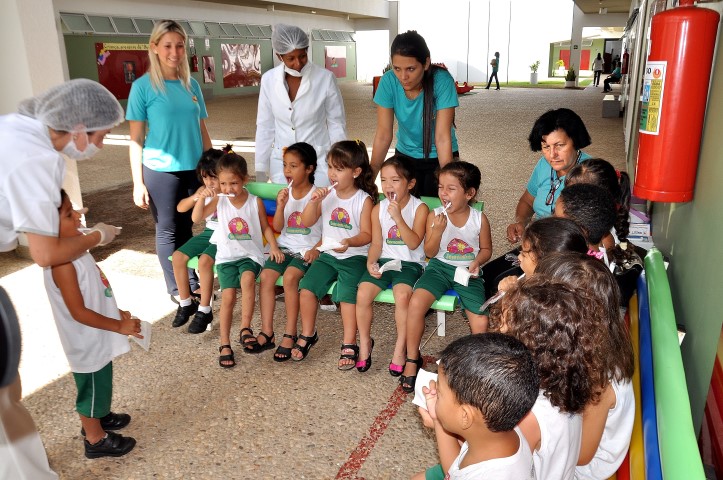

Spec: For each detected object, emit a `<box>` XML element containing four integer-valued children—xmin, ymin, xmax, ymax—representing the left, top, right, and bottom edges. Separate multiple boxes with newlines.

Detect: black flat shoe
<box><xmin>338</xmin><ymin>343</ymin><xmax>359</xmax><ymax>371</ymax></box>
<box><xmin>84</xmin><ymin>431</ymin><xmax>136</xmax><ymax>459</ymax></box>
<box><xmin>274</xmin><ymin>334</ymin><xmax>297</xmax><ymax>362</ymax></box>
<box><xmin>80</xmin><ymin>412</ymin><xmax>130</xmax><ymax>436</ymax></box>
<box><xmin>244</xmin><ymin>331</ymin><xmax>275</xmax><ymax>354</ymax></box>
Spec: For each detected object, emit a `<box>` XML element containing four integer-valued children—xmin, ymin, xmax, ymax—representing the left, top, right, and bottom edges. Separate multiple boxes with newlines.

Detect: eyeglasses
<box><xmin>546</xmin><ymin>177</ymin><xmax>562</xmax><ymax>208</ymax></box>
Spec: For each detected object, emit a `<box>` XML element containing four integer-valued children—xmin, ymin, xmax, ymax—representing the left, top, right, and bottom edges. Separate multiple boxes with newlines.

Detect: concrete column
<box><xmin>570</xmin><ymin>3</ymin><xmax>584</xmax><ymax>85</ymax></box>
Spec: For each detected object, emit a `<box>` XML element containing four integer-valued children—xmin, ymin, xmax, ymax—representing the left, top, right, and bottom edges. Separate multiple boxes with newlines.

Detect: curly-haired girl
<box><xmin>295</xmin><ymin>140</ymin><xmax>377</xmax><ymax>367</ymax></box>
<box><xmin>536</xmin><ymin>252</ymin><xmax>635</xmax><ymax>480</ymax></box>
<box><xmin>488</xmin><ymin>274</ymin><xmax>610</xmax><ymax>480</ymax></box>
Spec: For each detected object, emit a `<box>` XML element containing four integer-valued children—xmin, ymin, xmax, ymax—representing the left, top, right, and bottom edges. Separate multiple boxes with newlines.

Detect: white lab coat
<box><xmin>255</xmin><ymin>62</ymin><xmax>347</xmax><ymax>187</ymax></box>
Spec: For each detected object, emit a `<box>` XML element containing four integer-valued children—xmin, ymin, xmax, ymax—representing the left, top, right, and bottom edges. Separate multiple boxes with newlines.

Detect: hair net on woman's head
<box><xmin>17</xmin><ymin>78</ymin><xmax>124</xmax><ymax>132</ymax></box>
<box><xmin>272</xmin><ymin>24</ymin><xmax>309</xmax><ymax>54</ymax></box>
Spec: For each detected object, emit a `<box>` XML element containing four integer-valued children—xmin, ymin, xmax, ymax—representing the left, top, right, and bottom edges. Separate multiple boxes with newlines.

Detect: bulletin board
<box><xmin>95</xmin><ymin>43</ymin><xmax>149</xmax><ymax>99</ymax></box>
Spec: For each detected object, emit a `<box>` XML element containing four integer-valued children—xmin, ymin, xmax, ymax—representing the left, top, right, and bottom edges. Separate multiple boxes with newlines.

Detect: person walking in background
<box><xmin>255</xmin><ymin>24</ymin><xmax>347</xmax><ymax>186</ymax></box>
<box><xmin>486</xmin><ymin>51</ymin><xmax>500</xmax><ymax>90</ymax></box>
<box><xmin>592</xmin><ymin>53</ymin><xmax>603</xmax><ymax>87</ymax></box>
<box><xmin>127</xmin><ymin>20</ymin><xmax>213</xmax><ymax>304</ymax></box>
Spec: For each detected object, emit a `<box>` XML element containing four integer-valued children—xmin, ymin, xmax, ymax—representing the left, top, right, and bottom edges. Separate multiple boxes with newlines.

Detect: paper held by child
<box><xmin>412</xmin><ymin>368</ymin><xmax>439</xmax><ymax>411</ymax></box>
<box><xmin>454</xmin><ymin>266</ymin><xmax>475</xmax><ymax>286</ymax></box>
<box><xmin>316</xmin><ymin>236</ymin><xmax>345</xmax><ymax>252</ymax></box>
<box><xmin>130</xmin><ymin>320</ymin><xmax>152</xmax><ymax>352</ymax></box>
<box><xmin>378</xmin><ymin>259</ymin><xmax>402</xmax><ymax>274</ymax></box>
<box><xmin>430</xmin><ymin>202</ymin><xmax>451</xmax><ymax>228</ymax></box>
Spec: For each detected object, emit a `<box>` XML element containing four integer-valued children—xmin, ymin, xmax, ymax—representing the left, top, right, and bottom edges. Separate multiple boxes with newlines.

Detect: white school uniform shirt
<box><xmin>204</xmin><ymin>197</ymin><xmax>219</xmax><ymax>230</ymax></box>
<box><xmin>276</xmin><ymin>187</ymin><xmax>322</xmax><ymax>252</ymax></box>
<box><xmin>378</xmin><ymin>196</ymin><xmax>426</xmax><ymax>265</ymax></box>
<box><xmin>321</xmin><ymin>189</ymin><xmax>370</xmax><ymax>259</ymax></box>
<box><xmin>43</xmin><ymin>253</ymin><xmax>130</xmax><ymax>373</ymax></box>
<box><xmin>0</xmin><ymin>113</ymin><xmax>64</xmax><ymax>252</ymax></box>
<box><xmin>433</xmin><ymin>206</ymin><xmax>482</xmax><ymax>267</ymax></box>
<box><xmin>531</xmin><ymin>391</ymin><xmax>583</xmax><ymax>480</ymax></box>
<box><xmin>254</xmin><ymin>62</ymin><xmax>347</xmax><ymax>187</ymax></box>
<box><xmin>447</xmin><ymin>428</ymin><xmax>535</xmax><ymax>480</ymax></box>
<box><xmin>214</xmin><ymin>193</ymin><xmax>266</xmax><ymax>266</ymax></box>
<box><xmin>574</xmin><ymin>379</ymin><xmax>635</xmax><ymax>480</ymax></box>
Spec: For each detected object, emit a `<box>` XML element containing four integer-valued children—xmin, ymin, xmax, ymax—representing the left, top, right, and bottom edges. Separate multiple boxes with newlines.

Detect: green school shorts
<box><xmin>298</xmin><ymin>253</ymin><xmax>366</xmax><ymax>304</ymax></box>
<box><xmin>217</xmin><ymin>258</ymin><xmax>262</xmax><ymax>289</ymax></box>
<box><xmin>414</xmin><ymin>258</ymin><xmax>486</xmax><ymax>313</ymax></box>
<box><xmin>425</xmin><ymin>464</ymin><xmax>445</xmax><ymax>480</ymax></box>
<box><xmin>177</xmin><ymin>227</ymin><xmax>217</xmax><ymax>259</ymax></box>
<box><xmin>262</xmin><ymin>249</ymin><xmax>311</xmax><ymax>275</ymax></box>
<box><xmin>358</xmin><ymin>258</ymin><xmax>424</xmax><ymax>290</ymax></box>
<box><xmin>73</xmin><ymin>362</ymin><xmax>113</xmax><ymax>418</ymax></box>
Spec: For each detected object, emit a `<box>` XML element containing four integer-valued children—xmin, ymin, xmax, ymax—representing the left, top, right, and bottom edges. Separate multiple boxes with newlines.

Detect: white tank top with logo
<box><xmin>214</xmin><ymin>193</ymin><xmax>265</xmax><ymax>266</ymax></box>
<box><xmin>433</xmin><ymin>205</ymin><xmax>482</xmax><ymax>267</ymax></box>
<box><xmin>276</xmin><ymin>187</ymin><xmax>322</xmax><ymax>252</ymax></box>
<box><xmin>321</xmin><ymin>189</ymin><xmax>370</xmax><ymax>259</ymax></box>
<box><xmin>204</xmin><ymin>196</ymin><xmax>219</xmax><ymax>231</ymax></box>
<box><xmin>378</xmin><ymin>196</ymin><xmax>425</xmax><ymax>265</ymax></box>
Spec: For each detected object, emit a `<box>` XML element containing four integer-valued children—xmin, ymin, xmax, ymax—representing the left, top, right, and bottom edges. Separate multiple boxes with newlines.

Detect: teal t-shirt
<box><xmin>526</xmin><ymin>151</ymin><xmax>592</xmax><ymax>218</ymax></box>
<box><xmin>126</xmin><ymin>74</ymin><xmax>208</xmax><ymax>172</ymax></box>
<box><xmin>373</xmin><ymin>68</ymin><xmax>459</xmax><ymax>159</ymax></box>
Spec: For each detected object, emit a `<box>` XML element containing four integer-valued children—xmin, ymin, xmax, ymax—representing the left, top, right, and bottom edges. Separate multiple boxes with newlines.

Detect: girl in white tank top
<box><xmin>401</xmin><ymin>161</ymin><xmax>493</xmax><ymax>393</ymax></box>
<box><xmin>197</xmin><ymin>151</ymin><xmax>283</xmax><ymax>368</ymax></box>
<box><xmin>356</xmin><ymin>157</ymin><xmax>429</xmax><ymax>375</ymax></box>
<box><xmin>258</xmin><ymin>143</ymin><xmax>323</xmax><ymax>361</ymax></box>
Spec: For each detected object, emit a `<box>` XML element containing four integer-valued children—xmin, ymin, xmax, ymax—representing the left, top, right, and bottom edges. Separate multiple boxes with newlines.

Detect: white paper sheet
<box><xmin>378</xmin><ymin>259</ymin><xmax>402</xmax><ymax>273</ymax></box>
<box><xmin>130</xmin><ymin>320</ymin><xmax>152</xmax><ymax>352</ymax></box>
<box><xmin>412</xmin><ymin>368</ymin><xmax>439</xmax><ymax>411</ymax></box>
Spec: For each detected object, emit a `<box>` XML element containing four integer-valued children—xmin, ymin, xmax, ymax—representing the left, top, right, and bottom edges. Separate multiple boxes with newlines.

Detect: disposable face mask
<box><xmin>62</xmin><ymin>136</ymin><xmax>100</xmax><ymax>161</ymax></box>
<box><xmin>284</xmin><ymin>62</ymin><xmax>310</xmax><ymax>78</ymax></box>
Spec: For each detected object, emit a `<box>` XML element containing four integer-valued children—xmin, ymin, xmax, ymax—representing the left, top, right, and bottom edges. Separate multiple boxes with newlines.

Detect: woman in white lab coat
<box><xmin>255</xmin><ymin>24</ymin><xmax>347</xmax><ymax>187</ymax></box>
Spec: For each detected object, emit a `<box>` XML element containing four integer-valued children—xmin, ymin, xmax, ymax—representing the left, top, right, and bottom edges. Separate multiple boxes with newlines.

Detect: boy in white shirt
<box><xmin>416</xmin><ymin>333</ymin><xmax>538</xmax><ymax>480</ymax></box>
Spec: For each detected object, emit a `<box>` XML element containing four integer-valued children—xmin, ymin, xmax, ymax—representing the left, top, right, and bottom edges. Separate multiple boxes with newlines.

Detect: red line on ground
<box><xmin>336</xmin><ymin>355</ymin><xmax>436</xmax><ymax>480</ymax></box>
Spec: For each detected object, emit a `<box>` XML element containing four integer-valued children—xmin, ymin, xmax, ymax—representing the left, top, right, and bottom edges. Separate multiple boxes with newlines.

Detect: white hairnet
<box><xmin>17</xmin><ymin>78</ymin><xmax>124</xmax><ymax>132</ymax></box>
<box><xmin>272</xmin><ymin>24</ymin><xmax>309</xmax><ymax>54</ymax></box>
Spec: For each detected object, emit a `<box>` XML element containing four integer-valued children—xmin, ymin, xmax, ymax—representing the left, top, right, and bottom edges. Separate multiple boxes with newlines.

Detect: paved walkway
<box><xmin>0</xmin><ymin>81</ymin><xmax>624</xmax><ymax>479</ymax></box>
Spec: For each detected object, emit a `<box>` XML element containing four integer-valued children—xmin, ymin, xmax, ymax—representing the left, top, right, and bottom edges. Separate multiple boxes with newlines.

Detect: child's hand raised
<box><xmin>431</xmin><ymin>211</ymin><xmax>447</xmax><ymax>232</ymax></box>
<box><xmin>417</xmin><ymin>379</ymin><xmax>439</xmax><ymax>428</ymax></box>
<box><xmin>197</xmin><ymin>186</ymin><xmax>217</xmax><ymax>199</ymax></box>
<box><xmin>497</xmin><ymin>275</ymin><xmax>519</xmax><ymax>292</ymax></box>
<box><xmin>276</xmin><ymin>187</ymin><xmax>290</xmax><ymax>207</ymax></box>
<box><xmin>387</xmin><ymin>197</ymin><xmax>402</xmax><ymax>222</ymax></box>
<box><xmin>310</xmin><ymin>186</ymin><xmax>332</xmax><ymax>202</ymax></box>
<box><xmin>118</xmin><ymin>310</ymin><xmax>143</xmax><ymax>338</ymax></box>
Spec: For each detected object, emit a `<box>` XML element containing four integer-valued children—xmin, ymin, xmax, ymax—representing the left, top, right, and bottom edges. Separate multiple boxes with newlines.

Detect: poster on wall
<box><xmin>324</xmin><ymin>46</ymin><xmax>347</xmax><ymax>78</ymax></box>
<box><xmin>202</xmin><ymin>56</ymin><xmax>216</xmax><ymax>84</ymax></box>
<box><xmin>95</xmin><ymin>43</ymin><xmax>149</xmax><ymax>99</ymax></box>
<box><xmin>220</xmin><ymin>43</ymin><xmax>261</xmax><ymax>88</ymax></box>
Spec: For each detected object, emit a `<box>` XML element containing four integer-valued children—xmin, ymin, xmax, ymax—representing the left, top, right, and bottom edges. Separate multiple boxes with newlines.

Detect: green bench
<box><xmin>182</xmin><ymin>182</ymin><xmax>485</xmax><ymax>337</ymax></box>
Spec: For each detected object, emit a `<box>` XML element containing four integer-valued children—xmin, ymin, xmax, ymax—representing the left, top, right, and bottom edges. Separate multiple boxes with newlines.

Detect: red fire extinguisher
<box><xmin>621</xmin><ymin>49</ymin><xmax>629</xmax><ymax>75</ymax></box>
<box><xmin>634</xmin><ymin>0</ymin><xmax>720</xmax><ymax>202</ymax></box>
<box><xmin>191</xmin><ymin>54</ymin><xmax>199</xmax><ymax>72</ymax></box>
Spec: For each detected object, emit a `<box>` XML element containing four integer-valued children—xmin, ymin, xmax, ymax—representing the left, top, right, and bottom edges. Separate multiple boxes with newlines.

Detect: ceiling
<box><xmin>196</xmin><ymin>0</ymin><xmax>384</xmax><ymax>19</ymax></box>
<box><xmin>573</xmin><ymin>0</ymin><xmax>633</xmax><ymax>14</ymax></box>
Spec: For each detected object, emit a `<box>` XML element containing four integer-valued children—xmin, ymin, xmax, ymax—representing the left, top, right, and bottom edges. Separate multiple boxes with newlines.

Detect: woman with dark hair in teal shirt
<box><xmin>371</xmin><ymin>31</ymin><xmax>459</xmax><ymax>197</ymax></box>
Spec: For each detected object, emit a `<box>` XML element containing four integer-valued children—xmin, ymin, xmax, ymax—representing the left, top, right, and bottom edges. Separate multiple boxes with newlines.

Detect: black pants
<box><xmin>395</xmin><ymin>151</ymin><xmax>460</xmax><ymax>198</ymax></box>
<box><xmin>486</xmin><ymin>72</ymin><xmax>499</xmax><ymax>89</ymax></box>
<box><xmin>143</xmin><ymin>166</ymin><xmax>201</xmax><ymax>295</ymax></box>
<box><xmin>481</xmin><ymin>248</ymin><xmax>523</xmax><ymax>299</ymax></box>
<box><xmin>594</xmin><ymin>70</ymin><xmax>602</xmax><ymax>86</ymax></box>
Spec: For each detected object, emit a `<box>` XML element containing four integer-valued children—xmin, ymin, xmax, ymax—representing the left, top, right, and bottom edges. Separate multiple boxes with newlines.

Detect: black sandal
<box><xmin>356</xmin><ymin>338</ymin><xmax>375</xmax><ymax>373</ymax></box>
<box><xmin>244</xmin><ymin>332</ymin><xmax>275</xmax><ymax>354</ymax></box>
<box><xmin>239</xmin><ymin>327</ymin><xmax>255</xmax><ymax>347</ymax></box>
<box><xmin>218</xmin><ymin>345</ymin><xmax>235</xmax><ymax>368</ymax></box>
<box><xmin>338</xmin><ymin>343</ymin><xmax>359</xmax><ymax>371</ymax></box>
<box><xmin>400</xmin><ymin>354</ymin><xmax>424</xmax><ymax>393</ymax></box>
<box><xmin>273</xmin><ymin>334</ymin><xmax>297</xmax><ymax>362</ymax></box>
<box><xmin>291</xmin><ymin>332</ymin><xmax>319</xmax><ymax>362</ymax></box>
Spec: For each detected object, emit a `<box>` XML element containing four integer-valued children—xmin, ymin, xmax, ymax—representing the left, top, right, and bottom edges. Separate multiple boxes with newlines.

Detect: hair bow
<box><xmin>587</xmin><ymin>249</ymin><xmax>605</xmax><ymax>260</ymax></box>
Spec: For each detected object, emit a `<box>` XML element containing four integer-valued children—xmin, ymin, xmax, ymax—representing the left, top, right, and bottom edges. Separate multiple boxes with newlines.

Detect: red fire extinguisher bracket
<box><xmin>634</xmin><ymin>3</ymin><xmax>720</xmax><ymax>203</ymax></box>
